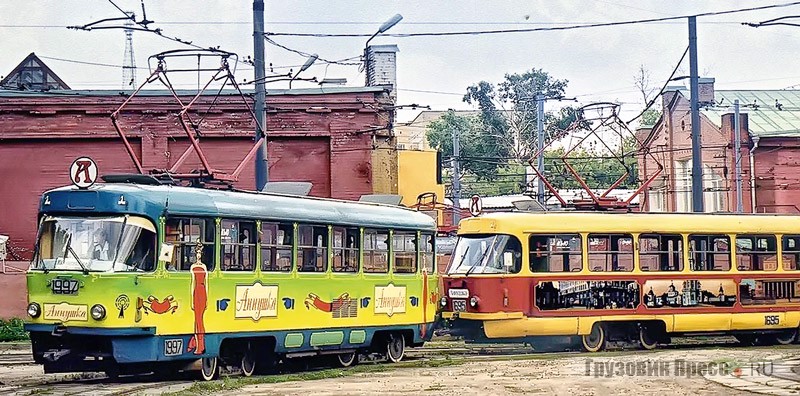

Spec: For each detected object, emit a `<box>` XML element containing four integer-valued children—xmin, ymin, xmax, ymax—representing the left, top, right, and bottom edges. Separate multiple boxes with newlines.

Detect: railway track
<box><xmin>0</xmin><ymin>337</ymin><xmax>795</xmax><ymax>396</ymax></box>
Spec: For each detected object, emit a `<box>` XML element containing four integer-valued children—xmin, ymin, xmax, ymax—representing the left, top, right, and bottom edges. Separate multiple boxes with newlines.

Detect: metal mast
<box><xmin>122</xmin><ymin>13</ymin><xmax>137</xmax><ymax>89</ymax></box>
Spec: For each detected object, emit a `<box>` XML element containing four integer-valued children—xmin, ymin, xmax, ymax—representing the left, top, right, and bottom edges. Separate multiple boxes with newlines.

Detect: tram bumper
<box><xmin>25</xmin><ymin>324</ymin><xmax>158</xmax><ymax>373</ymax></box>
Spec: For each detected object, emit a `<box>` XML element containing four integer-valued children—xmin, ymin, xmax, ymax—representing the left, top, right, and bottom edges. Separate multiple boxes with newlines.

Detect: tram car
<box><xmin>24</xmin><ymin>159</ymin><xmax>438</xmax><ymax>380</ymax></box>
<box><xmin>440</xmin><ymin>211</ymin><xmax>800</xmax><ymax>352</ymax></box>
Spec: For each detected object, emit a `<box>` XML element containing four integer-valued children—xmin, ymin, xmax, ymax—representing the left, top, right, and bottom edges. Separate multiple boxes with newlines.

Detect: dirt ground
<box><xmin>3</xmin><ymin>343</ymin><xmax>798</xmax><ymax>395</ymax></box>
<box><xmin>224</xmin><ymin>347</ymin><xmax>790</xmax><ymax>396</ymax></box>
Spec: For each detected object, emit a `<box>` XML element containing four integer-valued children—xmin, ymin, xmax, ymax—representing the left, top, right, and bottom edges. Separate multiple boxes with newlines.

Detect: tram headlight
<box><xmin>27</xmin><ymin>302</ymin><xmax>41</xmax><ymax>318</ymax></box>
<box><xmin>440</xmin><ymin>297</ymin><xmax>448</xmax><ymax>307</ymax></box>
<box><xmin>90</xmin><ymin>304</ymin><xmax>106</xmax><ymax>320</ymax></box>
<box><xmin>469</xmin><ymin>296</ymin><xmax>480</xmax><ymax>308</ymax></box>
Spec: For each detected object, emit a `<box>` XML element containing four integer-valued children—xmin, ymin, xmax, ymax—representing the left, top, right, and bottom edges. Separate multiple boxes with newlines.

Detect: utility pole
<box><xmin>253</xmin><ymin>0</ymin><xmax>268</xmax><ymax>190</ymax></box>
<box><xmin>452</xmin><ymin>122</ymin><xmax>461</xmax><ymax>224</ymax></box>
<box><xmin>734</xmin><ymin>99</ymin><xmax>743</xmax><ymax>213</ymax></box>
<box><xmin>688</xmin><ymin>16</ymin><xmax>704</xmax><ymax>212</ymax></box>
<box><xmin>536</xmin><ymin>94</ymin><xmax>545</xmax><ymax>205</ymax></box>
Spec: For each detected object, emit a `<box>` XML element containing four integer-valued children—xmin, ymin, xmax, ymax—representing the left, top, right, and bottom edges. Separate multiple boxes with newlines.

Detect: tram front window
<box><xmin>31</xmin><ymin>216</ymin><xmax>156</xmax><ymax>272</ymax></box>
<box><xmin>446</xmin><ymin>234</ymin><xmax>522</xmax><ymax>275</ymax></box>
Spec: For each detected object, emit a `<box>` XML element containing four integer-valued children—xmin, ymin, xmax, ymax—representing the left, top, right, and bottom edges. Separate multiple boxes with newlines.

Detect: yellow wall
<box><xmin>397</xmin><ymin>150</ymin><xmax>444</xmax><ymax>208</ymax></box>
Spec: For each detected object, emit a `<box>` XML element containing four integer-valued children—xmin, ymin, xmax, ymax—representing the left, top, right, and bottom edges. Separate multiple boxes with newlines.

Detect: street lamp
<box><xmin>364</xmin><ymin>14</ymin><xmax>403</xmax><ymax>69</ymax></box>
<box><xmin>288</xmin><ymin>53</ymin><xmax>318</xmax><ymax>89</ymax></box>
<box><xmin>367</xmin><ymin>14</ymin><xmax>403</xmax><ymax>47</ymax></box>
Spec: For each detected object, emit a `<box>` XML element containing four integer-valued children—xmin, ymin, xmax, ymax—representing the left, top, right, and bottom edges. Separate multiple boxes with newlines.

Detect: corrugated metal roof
<box><xmin>701</xmin><ymin>90</ymin><xmax>800</xmax><ymax>138</ymax></box>
<box><xmin>0</xmin><ymin>86</ymin><xmax>388</xmax><ymax>98</ymax></box>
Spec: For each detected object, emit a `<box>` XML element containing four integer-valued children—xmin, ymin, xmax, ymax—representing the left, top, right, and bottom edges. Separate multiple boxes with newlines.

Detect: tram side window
<box><xmin>164</xmin><ymin>218</ymin><xmax>215</xmax><ymax>271</ymax></box>
<box><xmin>530</xmin><ymin>234</ymin><xmax>582</xmax><ymax>273</ymax></box>
<box><xmin>421</xmin><ymin>233</ymin><xmax>435</xmax><ymax>274</ymax></box>
<box><xmin>298</xmin><ymin>225</ymin><xmax>328</xmax><ymax>272</ymax></box>
<box><xmin>332</xmin><ymin>227</ymin><xmax>359</xmax><ymax>272</ymax></box>
<box><xmin>782</xmin><ymin>235</ymin><xmax>800</xmax><ymax>270</ymax></box>
<box><xmin>735</xmin><ymin>235</ymin><xmax>777</xmax><ymax>271</ymax></box>
<box><xmin>123</xmin><ymin>228</ymin><xmax>157</xmax><ymax>272</ymax></box>
<box><xmin>588</xmin><ymin>234</ymin><xmax>634</xmax><ymax>272</ymax></box>
<box><xmin>260</xmin><ymin>222</ymin><xmax>293</xmax><ymax>272</ymax></box>
<box><xmin>393</xmin><ymin>232</ymin><xmax>418</xmax><ymax>274</ymax></box>
<box><xmin>220</xmin><ymin>220</ymin><xmax>256</xmax><ymax>271</ymax></box>
<box><xmin>364</xmin><ymin>229</ymin><xmax>389</xmax><ymax>273</ymax></box>
<box><xmin>689</xmin><ymin>234</ymin><xmax>731</xmax><ymax>271</ymax></box>
<box><xmin>639</xmin><ymin>234</ymin><xmax>683</xmax><ymax>272</ymax></box>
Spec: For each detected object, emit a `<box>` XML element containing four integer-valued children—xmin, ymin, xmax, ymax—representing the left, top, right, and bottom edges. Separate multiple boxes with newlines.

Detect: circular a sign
<box><xmin>70</xmin><ymin>157</ymin><xmax>98</xmax><ymax>189</ymax></box>
<box><xmin>469</xmin><ymin>194</ymin><xmax>483</xmax><ymax>216</ymax></box>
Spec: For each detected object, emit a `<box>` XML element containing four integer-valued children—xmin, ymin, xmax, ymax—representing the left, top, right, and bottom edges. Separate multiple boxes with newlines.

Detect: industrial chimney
<box><xmin>365</xmin><ymin>44</ymin><xmax>399</xmax><ymax>102</ymax></box>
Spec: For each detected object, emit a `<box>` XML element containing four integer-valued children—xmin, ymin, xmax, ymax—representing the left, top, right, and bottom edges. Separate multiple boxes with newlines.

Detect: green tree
<box><xmin>426</xmin><ymin>110</ymin><xmax>508</xmax><ymax>180</ymax></box>
<box><xmin>463</xmin><ymin>68</ymin><xmax>575</xmax><ymax>165</ymax></box>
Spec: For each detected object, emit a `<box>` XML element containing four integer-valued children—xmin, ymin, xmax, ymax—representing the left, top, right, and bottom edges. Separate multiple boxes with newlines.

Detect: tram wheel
<box><xmin>241</xmin><ymin>349</ymin><xmax>256</xmax><ymax>377</ymax></box>
<box><xmin>582</xmin><ymin>323</ymin><xmax>606</xmax><ymax>352</ymax></box>
<box><xmin>734</xmin><ymin>334</ymin><xmax>756</xmax><ymax>346</ymax></box>
<box><xmin>638</xmin><ymin>325</ymin><xmax>658</xmax><ymax>350</ymax></box>
<box><xmin>336</xmin><ymin>351</ymin><xmax>358</xmax><ymax>368</ymax></box>
<box><xmin>386</xmin><ymin>333</ymin><xmax>405</xmax><ymax>363</ymax></box>
<box><xmin>775</xmin><ymin>330</ymin><xmax>798</xmax><ymax>345</ymax></box>
<box><xmin>199</xmin><ymin>356</ymin><xmax>220</xmax><ymax>381</ymax></box>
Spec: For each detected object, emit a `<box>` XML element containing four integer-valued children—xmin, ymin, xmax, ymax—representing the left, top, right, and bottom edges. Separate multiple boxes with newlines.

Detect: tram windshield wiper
<box><xmin>61</xmin><ymin>234</ymin><xmax>90</xmax><ymax>275</ymax></box>
<box><xmin>453</xmin><ymin>246</ymin><xmax>470</xmax><ymax>274</ymax></box>
<box><xmin>465</xmin><ymin>236</ymin><xmax>497</xmax><ymax>277</ymax></box>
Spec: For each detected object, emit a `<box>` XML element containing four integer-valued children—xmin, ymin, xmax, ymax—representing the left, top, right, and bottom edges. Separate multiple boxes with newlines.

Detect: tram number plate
<box><xmin>452</xmin><ymin>299</ymin><xmax>467</xmax><ymax>312</ymax></box>
<box><xmin>51</xmin><ymin>278</ymin><xmax>79</xmax><ymax>295</ymax></box>
<box><xmin>164</xmin><ymin>339</ymin><xmax>184</xmax><ymax>356</ymax></box>
<box><xmin>765</xmin><ymin>315</ymin><xmax>780</xmax><ymax>326</ymax></box>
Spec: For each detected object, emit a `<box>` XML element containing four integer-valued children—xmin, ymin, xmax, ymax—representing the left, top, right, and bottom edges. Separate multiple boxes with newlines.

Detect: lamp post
<box><xmin>288</xmin><ymin>53</ymin><xmax>318</xmax><ymax>89</ymax></box>
<box><xmin>364</xmin><ymin>14</ymin><xmax>403</xmax><ymax>75</ymax></box>
<box><xmin>367</xmin><ymin>14</ymin><xmax>403</xmax><ymax>48</ymax></box>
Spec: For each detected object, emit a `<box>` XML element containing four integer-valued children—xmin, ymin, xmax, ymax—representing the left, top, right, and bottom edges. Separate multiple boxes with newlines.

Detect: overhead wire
<box><xmin>265</xmin><ymin>2</ymin><xmax>800</xmax><ymax>37</ymax></box>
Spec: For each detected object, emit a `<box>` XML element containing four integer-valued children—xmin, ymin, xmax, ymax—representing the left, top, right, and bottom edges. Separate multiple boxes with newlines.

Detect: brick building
<box><xmin>637</xmin><ymin>79</ymin><xmax>800</xmax><ymax>213</ymax></box>
<box><xmin>0</xmin><ymin>86</ymin><xmax>399</xmax><ymax>260</ymax></box>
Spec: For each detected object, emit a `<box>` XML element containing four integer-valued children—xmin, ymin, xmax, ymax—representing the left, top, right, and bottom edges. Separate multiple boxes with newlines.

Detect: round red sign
<box><xmin>70</xmin><ymin>157</ymin><xmax>98</xmax><ymax>189</ymax></box>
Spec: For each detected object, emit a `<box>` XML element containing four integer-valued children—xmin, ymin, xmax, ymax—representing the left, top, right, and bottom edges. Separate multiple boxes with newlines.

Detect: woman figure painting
<box><xmin>187</xmin><ymin>239</ymin><xmax>208</xmax><ymax>355</ymax></box>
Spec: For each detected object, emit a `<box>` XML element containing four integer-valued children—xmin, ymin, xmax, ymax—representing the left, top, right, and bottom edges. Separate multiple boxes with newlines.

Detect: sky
<box><xmin>3</xmin><ymin>1</ymin><xmax>800</xmax><ymax>124</ymax></box>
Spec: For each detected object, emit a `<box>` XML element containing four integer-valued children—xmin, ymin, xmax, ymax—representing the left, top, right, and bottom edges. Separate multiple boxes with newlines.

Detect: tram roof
<box><xmin>42</xmin><ymin>183</ymin><xmax>436</xmax><ymax>231</ymax></box>
<box><xmin>460</xmin><ymin>211</ymin><xmax>800</xmax><ymax>235</ymax></box>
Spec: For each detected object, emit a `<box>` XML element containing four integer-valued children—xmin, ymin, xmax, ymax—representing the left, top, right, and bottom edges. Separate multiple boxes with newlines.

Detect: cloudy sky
<box><xmin>2</xmin><ymin>1</ymin><xmax>800</xmax><ymax>122</ymax></box>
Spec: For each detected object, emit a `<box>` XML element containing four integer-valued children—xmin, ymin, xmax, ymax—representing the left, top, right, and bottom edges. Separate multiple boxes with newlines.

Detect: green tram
<box><xmin>24</xmin><ymin>180</ymin><xmax>438</xmax><ymax>380</ymax></box>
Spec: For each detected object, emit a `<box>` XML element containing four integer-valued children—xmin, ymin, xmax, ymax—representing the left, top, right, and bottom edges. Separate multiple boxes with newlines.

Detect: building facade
<box><xmin>638</xmin><ymin>80</ymin><xmax>800</xmax><ymax>214</ymax></box>
<box><xmin>0</xmin><ymin>87</ymin><xmax>398</xmax><ymax>259</ymax></box>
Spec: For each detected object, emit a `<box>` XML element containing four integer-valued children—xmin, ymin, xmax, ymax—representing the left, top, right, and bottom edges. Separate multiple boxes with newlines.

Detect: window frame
<box><xmin>297</xmin><ymin>224</ymin><xmax>329</xmax><ymax>273</ymax></box>
<box><xmin>638</xmin><ymin>233</ymin><xmax>684</xmax><ymax>272</ymax></box>
<box><xmin>332</xmin><ymin>226</ymin><xmax>360</xmax><ymax>273</ymax></box>
<box><xmin>259</xmin><ymin>221</ymin><xmax>293</xmax><ymax>272</ymax></box>
<box><xmin>735</xmin><ymin>234</ymin><xmax>778</xmax><ymax>271</ymax></box>
<box><xmin>587</xmin><ymin>233</ymin><xmax>635</xmax><ymax>272</ymax></box>
<box><xmin>688</xmin><ymin>234</ymin><xmax>732</xmax><ymax>272</ymax></box>
<box><xmin>164</xmin><ymin>217</ymin><xmax>216</xmax><ymax>271</ymax></box>
<box><xmin>220</xmin><ymin>219</ymin><xmax>256</xmax><ymax>272</ymax></box>
<box><xmin>782</xmin><ymin>235</ymin><xmax>800</xmax><ymax>271</ymax></box>
<box><xmin>392</xmin><ymin>231</ymin><xmax>418</xmax><ymax>274</ymax></box>
<box><xmin>420</xmin><ymin>232</ymin><xmax>435</xmax><ymax>274</ymax></box>
<box><xmin>529</xmin><ymin>234</ymin><xmax>583</xmax><ymax>273</ymax></box>
<box><xmin>363</xmin><ymin>228</ymin><xmax>390</xmax><ymax>273</ymax></box>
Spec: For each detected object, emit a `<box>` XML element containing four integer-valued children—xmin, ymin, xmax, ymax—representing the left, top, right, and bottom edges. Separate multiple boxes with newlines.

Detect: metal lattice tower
<box><xmin>122</xmin><ymin>13</ymin><xmax>137</xmax><ymax>89</ymax></box>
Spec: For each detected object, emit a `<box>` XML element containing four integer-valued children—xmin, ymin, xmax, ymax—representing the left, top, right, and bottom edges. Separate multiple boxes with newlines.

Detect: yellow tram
<box><xmin>440</xmin><ymin>211</ymin><xmax>800</xmax><ymax>351</ymax></box>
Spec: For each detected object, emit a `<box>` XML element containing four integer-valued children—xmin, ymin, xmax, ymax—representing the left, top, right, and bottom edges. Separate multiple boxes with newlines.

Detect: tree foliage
<box><xmin>426</xmin><ymin>110</ymin><xmax>508</xmax><ymax>180</ymax></box>
<box><xmin>425</xmin><ymin>68</ymin><xmax>644</xmax><ymax>197</ymax></box>
<box><xmin>463</xmin><ymin>69</ymin><xmax>574</xmax><ymax>165</ymax></box>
